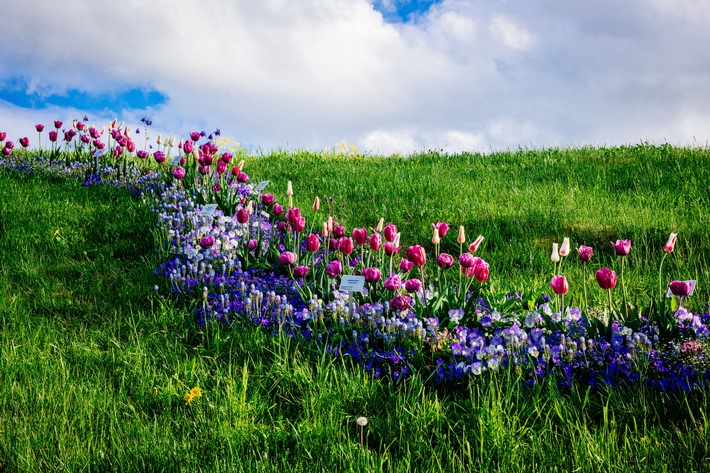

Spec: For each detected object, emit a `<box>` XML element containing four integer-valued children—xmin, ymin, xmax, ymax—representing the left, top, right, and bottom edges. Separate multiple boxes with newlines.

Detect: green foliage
<box><xmin>1</xmin><ymin>146</ymin><xmax>710</xmax><ymax>472</ymax></box>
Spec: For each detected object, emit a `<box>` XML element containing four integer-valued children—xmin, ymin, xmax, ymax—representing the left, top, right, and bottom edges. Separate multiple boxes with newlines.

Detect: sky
<box><xmin>2</xmin><ymin>0</ymin><xmax>710</xmax><ymax>155</ymax></box>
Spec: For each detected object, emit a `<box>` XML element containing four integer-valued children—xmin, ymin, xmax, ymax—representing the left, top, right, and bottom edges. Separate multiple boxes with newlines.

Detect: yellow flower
<box><xmin>184</xmin><ymin>392</ymin><xmax>194</xmax><ymax>405</ymax></box>
<box><xmin>190</xmin><ymin>387</ymin><xmax>202</xmax><ymax>398</ymax></box>
<box><xmin>184</xmin><ymin>387</ymin><xmax>202</xmax><ymax>405</ymax></box>
<box><xmin>54</xmin><ymin>229</ymin><xmax>61</xmax><ymax>237</ymax></box>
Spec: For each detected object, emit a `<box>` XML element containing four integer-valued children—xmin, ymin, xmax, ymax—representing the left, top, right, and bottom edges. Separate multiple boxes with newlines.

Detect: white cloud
<box><xmin>1</xmin><ymin>0</ymin><xmax>710</xmax><ymax>154</ymax></box>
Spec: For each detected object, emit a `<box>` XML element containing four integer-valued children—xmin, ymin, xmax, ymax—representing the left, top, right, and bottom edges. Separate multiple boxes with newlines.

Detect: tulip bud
<box><xmin>313</xmin><ymin>196</ymin><xmax>320</xmax><ymax>211</ymax></box>
<box><xmin>169</xmin><ymin>136</ymin><xmax>176</xmax><ymax>147</ymax></box>
<box><xmin>376</xmin><ymin>218</ymin><xmax>384</xmax><ymax>233</ymax></box>
<box><xmin>327</xmin><ymin>216</ymin><xmax>334</xmax><ymax>232</ymax></box>
<box><xmin>551</xmin><ymin>243</ymin><xmax>560</xmax><ymax>263</ymax></box>
<box><xmin>468</xmin><ymin>235</ymin><xmax>484</xmax><ymax>253</ymax></box>
<box><xmin>432</xmin><ymin>226</ymin><xmax>440</xmax><ymax>245</ymax></box>
<box><xmin>393</xmin><ymin>232</ymin><xmax>401</xmax><ymax>249</ymax></box>
<box><xmin>457</xmin><ymin>226</ymin><xmax>465</xmax><ymax>244</ymax></box>
<box><xmin>322</xmin><ymin>222</ymin><xmax>328</xmax><ymax>237</ymax></box>
<box><xmin>246</xmin><ymin>201</ymin><xmax>253</xmax><ymax>215</ymax></box>
<box><xmin>286</xmin><ymin>180</ymin><xmax>293</xmax><ymax>196</ymax></box>
<box><xmin>559</xmin><ymin>237</ymin><xmax>570</xmax><ymax>257</ymax></box>
<box><xmin>156</xmin><ymin>134</ymin><xmax>162</xmax><ymax>145</ymax></box>
<box><xmin>663</xmin><ymin>233</ymin><xmax>677</xmax><ymax>253</ymax></box>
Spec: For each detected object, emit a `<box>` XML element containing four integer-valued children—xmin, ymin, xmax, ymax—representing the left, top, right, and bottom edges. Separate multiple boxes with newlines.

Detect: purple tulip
<box><xmin>612</xmin><ymin>239</ymin><xmax>631</xmax><ymax>256</ymax></box>
<box><xmin>1</xmin><ymin>147</ymin><xmax>11</xmax><ymax>156</ymax></box>
<box><xmin>384</xmin><ymin>274</ymin><xmax>402</xmax><ymax>291</ymax></box>
<box><xmin>261</xmin><ymin>193</ymin><xmax>275</xmax><ymax>206</ymax></box>
<box><xmin>325</xmin><ymin>260</ymin><xmax>342</xmax><ymax>277</ymax></box>
<box><xmin>399</xmin><ymin>258</ymin><xmax>414</xmax><ymax>273</ymax></box>
<box><xmin>35</xmin><ymin>124</ymin><xmax>44</xmax><ymax>132</ymax></box>
<box><xmin>154</xmin><ymin>151</ymin><xmax>166</xmax><ymax>164</ymax></box>
<box><xmin>293</xmin><ymin>265</ymin><xmax>310</xmax><ymax>278</ymax></box>
<box><xmin>333</xmin><ymin>225</ymin><xmax>346</xmax><ymax>238</ymax></box>
<box><xmin>578</xmin><ymin>245</ymin><xmax>594</xmax><ymax>263</ymax></box>
<box><xmin>248</xmin><ymin>239</ymin><xmax>258</xmax><ymax>251</ymax></box>
<box><xmin>80</xmin><ymin>134</ymin><xmax>91</xmax><ymax>144</ymax></box>
<box><xmin>199</xmin><ymin>235</ymin><xmax>215</xmax><ymax>250</ymax></box>
<box><xmin>190</xmin><ymin>131</ymin><xmax>201</xmax><ymax>142</ymax></box>
<box><xmin>236</xmin><ymin>172</ymin><xmax>249</xmax><ymax>183</ymax></box>
<box><xmin>437</xmin><ymin>253</ymin><xmax>454</xmax><ymax>269</ymax></box>
<box><xmin>183</xmin><ymin>140</ymin><xmax>194</xmax><ymax>155</ymax></box>
<box><xmin>669</xmin><ymin>280</ymin><xmax>692</xmax><ymax>297</ymax></box>
<box><xmin>390</xmin><ymin>294</ymin><xmax>411</xmax><ymax>312</ymax></box>
<box><xmin>273</xmin><ymin>203</ymin><xmax>284</xmax><ymax>216</ymax></box>
<box><xmin>404</xmin><ymin>278</ymin><xmax>422</xmax><ymax>293</ymax></box>
<box><xmin>459</xmin><ymin>253</ymin><xmax>475</xmax><ymax>268</ymax></box>
<box><xmin>172</xmin><ymin>167</ymin><xmax>186</xmax><ymax>179</ymax></box>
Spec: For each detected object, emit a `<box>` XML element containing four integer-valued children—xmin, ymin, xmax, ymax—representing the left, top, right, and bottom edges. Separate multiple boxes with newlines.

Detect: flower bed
<box><xmin>2</xmin><ymin>120</ymin><xmax>709</xmax><ymax>391</ymax></box>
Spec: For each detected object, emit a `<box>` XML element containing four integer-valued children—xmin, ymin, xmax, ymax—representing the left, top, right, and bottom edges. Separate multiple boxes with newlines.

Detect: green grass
<box><xmin>1</xmin><ymin>146</ymin><xmax>710</xmax><ymax>472</ymax></box>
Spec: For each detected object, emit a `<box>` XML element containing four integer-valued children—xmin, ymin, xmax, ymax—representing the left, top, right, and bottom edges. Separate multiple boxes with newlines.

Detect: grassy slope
<box><xmin>0</xmin><ymin>147</ymin><xmax>709</xmax><ymax>472</ymax></box>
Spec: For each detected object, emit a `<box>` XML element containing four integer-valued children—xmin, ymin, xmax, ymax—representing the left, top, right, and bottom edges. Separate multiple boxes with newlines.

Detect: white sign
<box><xmin>254</xmin><ymin>181</ymin><xmax>270</xmax><ymax>192</ymax></box>
<box><xmin>94</xmin><ymin>148</ymin><xmax>106</xmax><ymax>157</ymax></box>
<box><xmin>199</xmin><ymin>204</ymin><xmax>218</xmax><ymax>217</ymax></box>
<box><xmin>339</xmin><ymin>276</ymin><xmax>366</xmax><ymax>293</ymax></box>
<box><xmin>666</xmin><ymin>280</ymin><xmax>696</xmax><ymax>297</ymax></box>
<box><xmin>170</xmin><ymin>155</ymin><xmax>182</xmax><ymax>165</ymax></box>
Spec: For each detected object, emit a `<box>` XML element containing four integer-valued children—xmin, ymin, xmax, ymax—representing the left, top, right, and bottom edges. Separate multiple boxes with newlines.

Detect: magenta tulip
<box><xmin>437</xmin><ymin>253</ymin><xmax>454</xmax><ymax>269</ymax></box>
<box><xmin>54</xmin><ymin>120</ymin><xmax>62</xmax><ymax>129</ymax></box>
<box><xmin>199</xmin><ymin>236</ymin><xmax>215</xmax><ymax>249</ymax></box>
<box><xmin>369</xmin><ymin>233</ymin><xmax>382</xmax><ymax>251</ymax></box>
<box><xmin>669</xmin><ymin>280</ymin><xmax>692</xmax><ymax>297</ymax></box>
<box><xmin>384</xmin><ymin>242</ymin><xmax>401</xmax><ymax>256</ymax></box>
<box><xmin>549</xmin><ymin>275</ymin><xmax>569</xmax><ymax>295</ymax></box>
<box><xmin>35</xmin><ymin>124</ymin><xmax>44</xmax><ymax>132</ymax></box>
<box><xmin>236</xmin><ymin>208</ymin><xmax>249</xmax><ymax>224</ymax></box>
<box><xmin>325</xmin><ymin>260</ymin><xmax>342</xmax><ymax>277</ymax></box>
<box><xmin>407</xmin><ymin>245</ymin><xmax>426</xmax><ymax>267</ymax></box>
<box><xmin>612</xmin><ymin>239</ymin><xmax>631</xmax><ymax>256</ymax></box>
<box><xmin>273</xmin><ymin>203</ymin><xmax>284</xmax><ymax>216</ymax></box>
<box><xmin>279</xmin><ymin>251</ymin><xmax>297</xmax><ymax>266</ymax></box>
<box><xmin>404</xmin><ymin>278</ymin><xmax>422</xmax><ymax>293</ymax></box>
<box><xmin>352</xmin><ymin>228</ymin><xmax>368</xmax><ymax>245</ymax></box>
<box><xmin>399</xmin><ymin>258</ymin><xmax>414</xmax><ymax>273</ymax></box>
<box><xmin>578</xmin><ymin>245</ymin><xmax>594</xmax><ymax>263</ymax></box>
<box><xmin>363</xmin><ymin>267</ymin><xmax>382</xmax><ymax>283</ymax></box>
<box><xmin>261</xmin><ymin>193</ymin><xmax>275</xmax><ymax>206</ymax></box>
<box><xmin>459</xmin><ymin>253</ymin><xmax>475</xmax><ymax>268</ymax></box>
<box><xmin>306</xmin><ymin>233</ymin><xmax>321</xmax><ymax>252</ymax></box>
<box><xmin>172</xmin><ymin>167</ymin><xmax>186</xmax><ymax>179</ymax></box>
<box><xmin>390</xmin><ymin>294</ymin><xmax>411</xmax><ymax>312</ymax></box>
<box><xmin>0</xmin><ymin>131</ymin><xmax>7</xmax><ymax>141</ymax></box>
<box><xmin>473</xmin><ymin>259</ymin><xmax>489</xmax><ymax>283</ymax></box>
<box><xmin>595</xmin><ymin>268</ymin><xmax>617</xmax><ymax>289</ymax></box>
<box><xmin>190</xmin><ymin>131</ymin><xmax>201</xmax><ymax>142</ymax></box>
<box><xmin>293</xmin><ymin>265</ymin><xmax>310</xmax><ymax>278</ymax></box>
<box><xmin>153</xmin><ymin>151</ymin><xmax>166</xmax><ymax>164</ymax></box>
<box><xmin>339</xmin><ymin>237</ymin><xmax>354</xmax><ymax>255</ymax></box>
<box><xmin>433</xmin><ymin>222</ymin><xmax>449</xmax><ymax>238</ymax></box>
<box><xmin>19</xmin><ymin>137</ymin><xmax>29</xmax><ymax>148</ymax></box>
<box><xmin>48</xmin><ymin>130</ymin><xmax>58</xmax><ymax>142</ymax></box>
<box><xmin>333</xmin><ymin>225</ymin><xmax>346</xmax><ymax>238</ymax></box>
<box><xmin>383</xmin><ymin>223</ymin><xmax>398</xmax><ymax>242</ymax></box>
<box><xmin>183</xmin><ymin>140</ymin><xmax>194</xmax><ymax>155</ymax></box>
<box><xmin>384</xmin><ymin>274</ymin><xmax>402</xmax><ymax>291</ymax></box>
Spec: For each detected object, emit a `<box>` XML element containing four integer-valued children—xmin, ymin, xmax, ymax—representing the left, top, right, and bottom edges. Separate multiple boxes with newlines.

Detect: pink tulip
<box><xmin>183</xmin><ymin>140</ymin><xmax>194</xmax><ymax>155</ymax></box>
<box><xmin>285</xmin><ymin>208</ymin><xmax>301</xmax><ymax>225</ymax></box>
<box><xmin>473</xmin><ymin>259</ymin><xmax>489</xmax><ymax>283</ymax></box>
<box><xmin>663</xmin><ymin>233</ymin><xmax>677</xmax><ymax>253</ymax></box>
<box><xmin>406</xmin><ymin>245</ymin><xmax>426</xmax><ymax>267</ymax></box>
<box><xmin>279</xmin><ymin>251</ymin><xmax>297</xmax><ymax>266</ymax></box>
<box><xmin>0</xmin><ymin>131</ymin><xmax>5</xmax><ymax>141</ymax></box>
<box><xmin>216</xmin><ymin>161</ymin><xmax>227</xmax><ymax>175</ymax></box>
<box><xmin>612</xmin><ymin>239</ymin><xmax>631</xmax><ymax>256</ymax></box>
<box><xmin>273</xmin><ymin>204</ymin><xmax>284</xmax><ymax>216</ymax></box>
<box><xmin>384</xmin><ymin>242</ymin><xmax>401</xmax><ymax>256</ymax></box>
<box><xmin>172</xmin><ymin>167</ymin><xmax>186</xmax><ymax>179</ymax></box>
<box><xmin>595</xmin><ymin>268</ymin><xmax>617</xmax><ymax>289</ymax></box>
<box><xmin>578</xmin><ymin>245</ymin><xmax>594</xmax><ymax>263</ymax></box>
<box><xmin>313</xmin><ymin>196</ymin><xmax>320</xmax><ymax>211</ymax></box>
<box><xmin>363</xmin><ymin>267</ymin><xmax>382</xmax><ymax>283</ymax></box>
<box><xmin>549</xmin><ymin>275</ymin><xmax>569</xmax><ymax>295</ymax></box>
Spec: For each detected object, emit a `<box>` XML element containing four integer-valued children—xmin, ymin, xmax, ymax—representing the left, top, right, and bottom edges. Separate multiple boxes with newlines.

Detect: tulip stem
<box><xmin>582</xmin><ymin>264</ymin><xmax>589</xmax><ymax>311</ymax></box>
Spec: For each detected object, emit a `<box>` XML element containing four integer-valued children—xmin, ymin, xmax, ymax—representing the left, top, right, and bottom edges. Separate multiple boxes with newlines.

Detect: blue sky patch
<box><xmin>0</xmin><ymin>77</ymin><xmax>167</xmax><ymax>114</ymax></box>
<box><xmin>371</xmin><ymin>0</ymin><xmax>441</xmax><ymax>23</ymax></box>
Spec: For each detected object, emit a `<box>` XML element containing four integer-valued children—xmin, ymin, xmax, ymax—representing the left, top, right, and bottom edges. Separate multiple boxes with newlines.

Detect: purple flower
<box><xmin>363</xmin><ymin>267</ymin><xmax>382</xmax><ymax>283</ymax></box>
<box><xmin>612</xmin><ymin>239</ymin><xmax>631</xmax><ymax>256</ymax></box>
<box><xmin>669</xmin><ymin>280</ymin><xmax>692</xmax><ymax>297</ymax></box>
<box><xmin>293</xmin><ymin>265</ymin><xmax>310</xmax><ymax>278</ymax></box>
<box><xmin>199</xmin><ymin>235</ymin><xmax>215</xmax><ymax>249</ymax></box>
<box><xmin>279</xmin><ymin>251</ymin><xmax>297</xmax><ymax>265</ymax></box>
<box><xmin>578</xmin><ymin>245</ymin><xmax>594</xmax><ymax>263</ymax></box>
<box><xmin>404</xmin><ymin>278</ymin><xmax>422</xmax><ymax>293</ymax></box>
<box><xmin>390</xmin><ymin>294</ymin><xmax>411</xmax><ymax>312</ymax></box>
<box><xmin>437</xmin><ymin>253</ymin><xmax>454</xmax><ymax>269</ymax></box>
<box><xmin>172</xmin><ymin>167</ymin><xmax>186</xmax><ymax>179</ymax></box>
<box><xmin>154</xmin><ymin>151</ymin><xmax>166</xmax><ymax>164</ymax></box>
<box><xmin>325</xmin><ymin>260</ymin><xmax>342</xmax><ymax>277</ymax></box>
<box><xmin>384</xmin><ymin>274</ymin><xmax>402</xmax><ymax>291</ymax></box>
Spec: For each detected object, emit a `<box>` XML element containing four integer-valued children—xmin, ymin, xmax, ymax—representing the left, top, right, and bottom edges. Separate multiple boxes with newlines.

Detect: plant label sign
<box><xmin>170</xmin><ymin>155</ymin><xmax>182</xmax><ymax>165</ymax></box>
<box><xmin>254</xmin><ymin>181</ymin><xmax>270</xmax><ymax>192</ymax></box>
<box><xmin>666</xmin><ymin>280</ymin><xmax>696</xmax><ymax>297</ymax></box>
<box><xmin>339</xmin><ymin>276</ymin><xmax>365</xmax><ymax>293</ymax></box>
<box><xmin>200</xmin><ymin>204</ymin><xmax>218</xmax><ymax>217</ymax></box>
<box><xmin>94</xmin><ymin>148</ymin><xmax>107</xmax><ymax>157</ymax></box>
